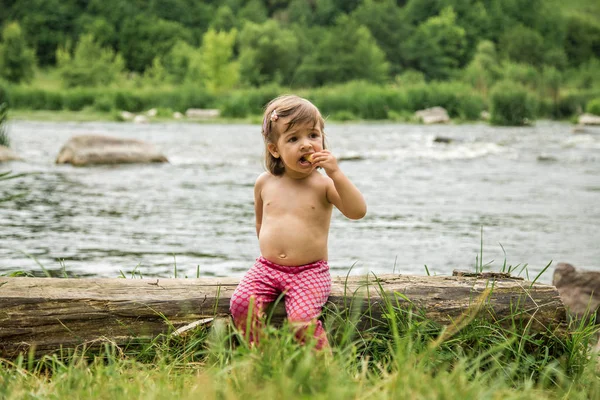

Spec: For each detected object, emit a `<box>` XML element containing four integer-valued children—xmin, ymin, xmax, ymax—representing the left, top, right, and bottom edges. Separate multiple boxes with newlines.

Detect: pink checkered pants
<box><xmin>229</xmin><ymin>256</ymin><xmax>331</xmax><ymax>349</ymax></box>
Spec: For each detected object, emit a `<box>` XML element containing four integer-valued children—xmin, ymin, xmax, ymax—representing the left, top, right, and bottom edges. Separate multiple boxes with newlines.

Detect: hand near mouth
<box><xmin>308</xmin><ymin>150</ymin><xmax>339</xmax><ymax>175</ymax></box>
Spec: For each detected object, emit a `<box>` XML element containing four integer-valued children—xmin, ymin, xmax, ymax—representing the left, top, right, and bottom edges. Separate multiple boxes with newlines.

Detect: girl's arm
<box><xmin>254</xmin><ymin>173</ymin><xmax>267</xmax><ymax>237</ymax></box>
<box><xmin>313</xmin><ymin>150</ymin><xmax>367</xmax><ymax>220</ymax></box>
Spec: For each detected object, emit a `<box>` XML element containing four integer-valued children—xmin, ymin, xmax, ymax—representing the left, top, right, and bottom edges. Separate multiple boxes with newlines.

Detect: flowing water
<box><xmin>1</xmin><ymin>120</ymin><xmax>599</xmax><ymax>283</ymax></box>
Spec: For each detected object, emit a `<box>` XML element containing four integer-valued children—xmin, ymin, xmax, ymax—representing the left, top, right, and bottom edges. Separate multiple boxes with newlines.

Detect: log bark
<box><xmin>0</xmin><ymin>273</ymin><xmax>566</xmax><ymax>358</ymax></box>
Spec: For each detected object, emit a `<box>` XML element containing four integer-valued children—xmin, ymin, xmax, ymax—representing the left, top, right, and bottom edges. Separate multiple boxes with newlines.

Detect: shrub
<box><xmin>0</xmin><ymin>82</ymin><xmax>9</xmax><ymax>106</ymax></box>
<box><xmin>115</xmin><ymin>91</ymin><xmax>145</xmax><ymax>112</ymax></box>
<box><xmin>586</xmin><ymin>98</ymin><xmax>600</xmax><ymax>115</ymax></box>
<box><xmin>457</xmin><ymin>92</ymin><xmax>485</xmax><ymax>120</ymax></box>
<box><xmin>220</xmin><ymin>92</ymin><xmax>252</xmax><ymax>118</ymax></box>
<box><xmin>7</xmin><ymin>88</ymin><xmax>48</xmax><ymax>110</ymax></box>
<box><xmin>219</xmin><ymin>85</ymin><xmax>281</xmax><ymax>118</ymax></box>
<box><xmin>330</xmin><ymin>110</ymin><xmax>357</xmax><ymax>121</ymax></box>
<box><xmin>93</xmin><ymin>94</ymin><xmax>115</xmax><ymax>112</ymax></box>
<box><xmin>558</xmin><ymin>90</ymin><xmax>600</xmax><ymax>118</ymax></box>
<box><xmin>57</xmin><ymin>34</ymin><xmax>124</xmax><ymax>88</ymax></box>
<box><xmin>0</xmin><ymin>22</ymin><xmax>36</xmax><ymax>84</ymax></box>
<box><xmin>489</xmin><ymin>81</ymin><xmax>537</xmax><ymax>126</ymax></box>
<box><xmin>0</xmin><ymin>102</ymin><xmax>9</xmax><ymax>147</ymax></box>
<box><xmin>63</xmin><ymin>89</ymin><xmax>96</xmax><ymax>111</ymax></box>
<box><xmin>45</xmin><ymin>91</ymin><xmax>64</xmax><ymax>111</ymax></box>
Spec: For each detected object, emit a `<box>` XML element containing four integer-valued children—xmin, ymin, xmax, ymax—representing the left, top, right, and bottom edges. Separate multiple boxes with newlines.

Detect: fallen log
<box><xmin>0</xmin><ymin>273</ymin><xmax>566</xmax><ymax>358</ymax></box>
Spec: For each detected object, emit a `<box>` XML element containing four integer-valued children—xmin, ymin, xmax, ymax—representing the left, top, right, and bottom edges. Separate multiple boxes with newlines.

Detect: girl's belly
<box><xmin>258</xmin><ymin>223</ymin><xmax>328</xmax><ymax>266</ymax></box>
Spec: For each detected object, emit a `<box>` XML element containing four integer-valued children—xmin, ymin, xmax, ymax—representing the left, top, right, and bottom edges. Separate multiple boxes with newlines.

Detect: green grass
<box><xmin>1</xmin><ymin>281</ymin><xmax>598</xmax><ymax>400</ymax></box>
<box><xmin>8</xmin><ymin>109</ymin><xmax>261</xmax><ymax>124</ymax></box>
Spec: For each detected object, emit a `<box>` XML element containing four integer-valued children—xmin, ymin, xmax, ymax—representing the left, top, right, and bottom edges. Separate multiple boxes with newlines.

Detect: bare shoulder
<box><xmin>255</xmin><ymin>171</ymin><xmax>273</xmax><ymax>187</ymax></box>
<box><xmin>310</xmin><ymin>171</ymin><xmax>335</xmax><ymax>195</ymax></box>
<box><xmin>312</xmin><ymin>170</ymin><xmax>333</xmax><ymax>186</ymax></box>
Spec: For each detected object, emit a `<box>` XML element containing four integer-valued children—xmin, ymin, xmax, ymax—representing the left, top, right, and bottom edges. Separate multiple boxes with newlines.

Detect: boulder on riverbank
<box><xmin>55</xmin><ymin>135</ymin><xmax>168</xmax><ymax>166</ymax></box>
<box><xmin>185</xmin><ymin>108</ymin><xmax>220</xmax><ymax>119</ymax></box>
<box><xmin>0</xmin><ymin>145</ymin><xmax>21</xmax><ymax>162</ymax></box>
<box><xmin>578</xmin><ymin>113</ymin><xmax>600</xmax><ymax>126</ymax></box>
<box><xmin>553</xmin><ymin>263</ymin><xmax>600</xmax><ymax>320</ymax></box>
<box><xmin>415</xmin><ymin>107</ymin><xmax>450</xmax><ymax>124</ymax></box>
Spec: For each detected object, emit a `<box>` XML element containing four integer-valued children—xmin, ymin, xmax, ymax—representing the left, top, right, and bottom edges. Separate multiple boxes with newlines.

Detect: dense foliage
<box><xmin>0</xmin><ymin>0</ymin><xmax>599</xmax><ymax>124</ymax></box>
<box><xmin>0</xmin><ymin>83</ymin><xmax>8</xmax><ymax>147</ymax></box>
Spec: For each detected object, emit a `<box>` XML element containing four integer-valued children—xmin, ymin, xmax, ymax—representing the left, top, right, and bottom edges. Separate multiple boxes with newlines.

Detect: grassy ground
<box><xmin>1</xmin><ymin>292</ymin><xmax>599</xmax><ymax>399</ymax></box>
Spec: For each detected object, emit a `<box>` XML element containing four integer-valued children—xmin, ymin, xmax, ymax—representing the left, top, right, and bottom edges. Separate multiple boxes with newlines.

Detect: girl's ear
<box><xmin>267</xmin><ymin>143</ymin><xmax>280</xmax><ymax>158</ymax></box>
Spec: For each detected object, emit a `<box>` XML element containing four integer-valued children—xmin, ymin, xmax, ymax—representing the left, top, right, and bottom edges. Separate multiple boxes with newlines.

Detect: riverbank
<box><xmin>7</xmin><ymin>108</ymin><xmax>425</xmax><ymax>124</ymax></box>
<box><xmin>4</xmin><ymin>80</ymin><xmax>597</xmax><ymax>126</ymax></box>
<box><xmin>8</xmin><ymin>109</ymin><xmax>260</xmax><ymax>124</ymax></box>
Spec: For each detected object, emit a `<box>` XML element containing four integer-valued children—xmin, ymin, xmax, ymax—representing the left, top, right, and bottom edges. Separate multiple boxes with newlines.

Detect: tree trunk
<box><xmin>0</xmin><ymin>273</ymin><xmax>566</xmax><ymax>358</ymax></box>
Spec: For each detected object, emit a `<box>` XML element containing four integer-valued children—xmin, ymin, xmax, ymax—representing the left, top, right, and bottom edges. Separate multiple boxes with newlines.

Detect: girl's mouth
<box><xmin>299</xmin><ymin>153</ymin><xmax>314</xmax><ymax>166</ymax></box>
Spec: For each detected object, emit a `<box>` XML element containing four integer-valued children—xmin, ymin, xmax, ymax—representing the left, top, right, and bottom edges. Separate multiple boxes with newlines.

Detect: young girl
<box><xmin>229</xmin><ymin>95</ymin><xmax>367</xmax><ymax>349</ymax></box>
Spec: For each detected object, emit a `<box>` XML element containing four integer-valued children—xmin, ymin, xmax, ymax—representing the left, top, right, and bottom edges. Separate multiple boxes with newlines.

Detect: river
<box><xmin>1</xmin><ymin>120</ymin><xmax>599</xmax><ymax>283</ymax></box>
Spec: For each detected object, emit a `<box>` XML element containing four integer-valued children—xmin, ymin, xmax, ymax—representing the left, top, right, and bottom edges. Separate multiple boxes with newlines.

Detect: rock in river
<box><xmin>0</xmin><ymin>145</ymin><xmax>21</xmax><ymax>162</ymax></box>
<box><xmin>55</xmin><ymin>135</ymin><xmax>168</xmax><ymax>166</ymax></box>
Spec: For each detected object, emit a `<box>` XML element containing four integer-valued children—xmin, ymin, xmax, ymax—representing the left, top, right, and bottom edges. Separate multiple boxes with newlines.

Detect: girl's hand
<box><xmin>311</xmin><ymin>150</ymin><xmax>339</xmax><ymax>176</ymax></box>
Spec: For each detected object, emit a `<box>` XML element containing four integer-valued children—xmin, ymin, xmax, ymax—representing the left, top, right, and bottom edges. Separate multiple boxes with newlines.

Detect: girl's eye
<box><xmin>310</xmin><ymin>133</ymin><xmax>320</xmax><ymax>138</ymax></box>
<box><xmin>288</xmin><ymin>137</ymin><xmax>297</xmax><ymax>142</ymax></box>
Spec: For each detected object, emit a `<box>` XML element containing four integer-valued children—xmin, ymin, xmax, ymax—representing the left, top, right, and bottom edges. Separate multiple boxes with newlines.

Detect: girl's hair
<box><xmin>262</xmin><ymin>95</ymin><xmax>326</xmax><ymax>176</ymax></box>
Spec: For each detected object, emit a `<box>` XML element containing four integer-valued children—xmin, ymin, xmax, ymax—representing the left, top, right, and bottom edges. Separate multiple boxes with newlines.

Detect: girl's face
<box><xmin>268</xmin><ymin>119</ymin><xmax>324</xmax><ymax>178</ymax></box>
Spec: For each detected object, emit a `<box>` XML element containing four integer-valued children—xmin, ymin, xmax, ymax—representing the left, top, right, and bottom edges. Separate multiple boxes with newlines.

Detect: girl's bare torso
<box><xmin>257</xmin><ymin>172</ymin><xmax>333</xmax><ymax>266</ymax></box>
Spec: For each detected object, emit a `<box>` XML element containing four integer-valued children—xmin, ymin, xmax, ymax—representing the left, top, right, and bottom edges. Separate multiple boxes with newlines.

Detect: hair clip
<box><xmin>270</xmin><ymin>110</ymin><xmax>279</xmax><ymax>122</ymax></box>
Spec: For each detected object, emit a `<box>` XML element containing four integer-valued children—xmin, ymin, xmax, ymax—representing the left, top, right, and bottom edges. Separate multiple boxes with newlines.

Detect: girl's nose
<box><xmin>300</xmin><ymin>139</ymin><xmax>312</xmax><ymax>150</ymax></box>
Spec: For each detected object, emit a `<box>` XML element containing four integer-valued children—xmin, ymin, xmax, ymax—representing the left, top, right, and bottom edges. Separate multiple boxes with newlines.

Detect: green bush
<box><xmin>220</xmin><ymin>91</ymin><xmax>252</xmax><ymax>118</ymax></box>
<box><xmin>44</xmin><ymin>91</ymin><xmax>64</xmax><ymax>111</ymax></box>
<box><xmin>0</xmin><ymin>102</ymin><xmax>9</xmax><ymax>147</ymax></box>
<box><xmin>489</xmin><ymin>81</ymin><xmax>537</xmax><ymax>126</ymax></box>
<box><xmin>404</xmin><ymin>83</ymin><xmax>432</xmax><ymax>111</ymax></box>
<box><xmin>93</xmin><ymin>94</ymin><xmax>115</xmax><ymax>112</ymax></box>
<box><xmin>63</xmin><ymin>89</ymin><xmax>96</xmax><ymax>111</ymax></box>
<box><xmin>219</xmin><ymin>85</ymin><xmax>281</xmax><ymax>118</ymax></box>
<box><xmin>7</xmin><ymin>87</ymin><xmax>50</xmax><ymax>110</ymax></box>
<box><xmin>330</xmin><ymin>110</ymin><xmax>357</xmax><ymax>121</ymax></box>
<box><xmin>458</xmin><ymin>93</ymin><xmax>485</xmax><ymax>120</ymax></box>
<box><xmin>0</xmin><ymin>82</ymin><xmax>9</xmax><ymax>106</ymax></box>
<box><xmin>586</xmin><ymin>98</ymin><xmax>600</xmax><ymax>115</ymax></box>
<box><xmin>115</xmin><ymin>91</ymin><xmax>145</xmax><ymax>112</ymax></box>
<box><xmin>180</xmin><ymin>88</ymin><xmax>218</xmax><ymax>110</ymax></box>
<box><xmin>309</xmin><ymin>82</ymin><xmax>393</xmax><ymax>120</ymax></box>
<box><xmin>558</xmin><ymin>90</ymin><xmax>600</xmax><ymax>118</ymax></box>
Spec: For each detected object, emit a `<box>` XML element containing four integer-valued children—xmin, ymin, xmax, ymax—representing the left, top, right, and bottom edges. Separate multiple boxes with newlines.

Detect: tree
<box><xmin>564</xmin><ymin>13</ymin><xmax>600</xmax><ymax>67</ymax></box>
<box><xmin>75</xmin><ymin>15</ymin><xmax>117</xmax><ymax>50</ymax></box>
<box><xmin>540</xmin><ymin>66</ymin><xmax>563</xmax><ymax>117</ymax></box>
<box><xmin>56</xmin><ymin>34</ymin><xmax>124</xmax><ymax>87</ymax></box>
<box><xmin>143</xmin><ymin>57</ymin><xmax>168</xmax><ymax>86</ymax></box>
<box><xmin>403</xmin><ymin>7</ymin><xmax>467</xmax><ymax>81</ymax></box>
<box><xmin>163</xmin><ymin>41</ymin><xmax>196</xmax><ymax>84</ymax></box>
<box><xmin>286</xmin><ymin>0</ymin><xmax>314</xmax><ymax>25</ymax></box>
<box><xmin>238</xmin><ymin>0</ymin><xmax>268</xmax><ymax>24</ymax></box>
<box><xmin>238</xmin><ymin>20</ymin><xmax>300</xmax><ymax>86</ymax></box>
<box><xmin>296</xmin><ymin>15</ymin><xmax>389</xmax><ymax>86</ymax></box>
<box><xmin>463</xmin><ymin>40</ymin><xmax>501</xmax><ymax>94</ymax></box>
<box><xmin>210</xmin><ymin>5</ymin><xmax>238</xmax><ymax>31</ymax></box>
<box><xmin>314</xmin><ymin>0</ymin><xmax>339</xmax><ymax>26</ymax></box>
<box><xmin>499</xmin><ymin>24</ymin><xmax>545</xmax><ymax>67</ymax></box>
<box><xmin>12</xmin><ymin>0</ymin><xmax>81</xmax><ymax>66</ymax></box>
<box><xmin>0</xmin><ymin>22</ymin><xmax>36</xmax><ymax>83</ymax></box>
<box><xmin>194</xmin><ymin>29</ymin><xmax>239</xmax><ymax>92</ymax></box>
<box><xmin>119</xmin><ymin>14</ymin><xmax>192</xmax><ymax>73</ymax></box>
<box><xmin>351</xmin><ymin>0</ymin><xmax>409</xmax><ymax>75</ymax></box>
